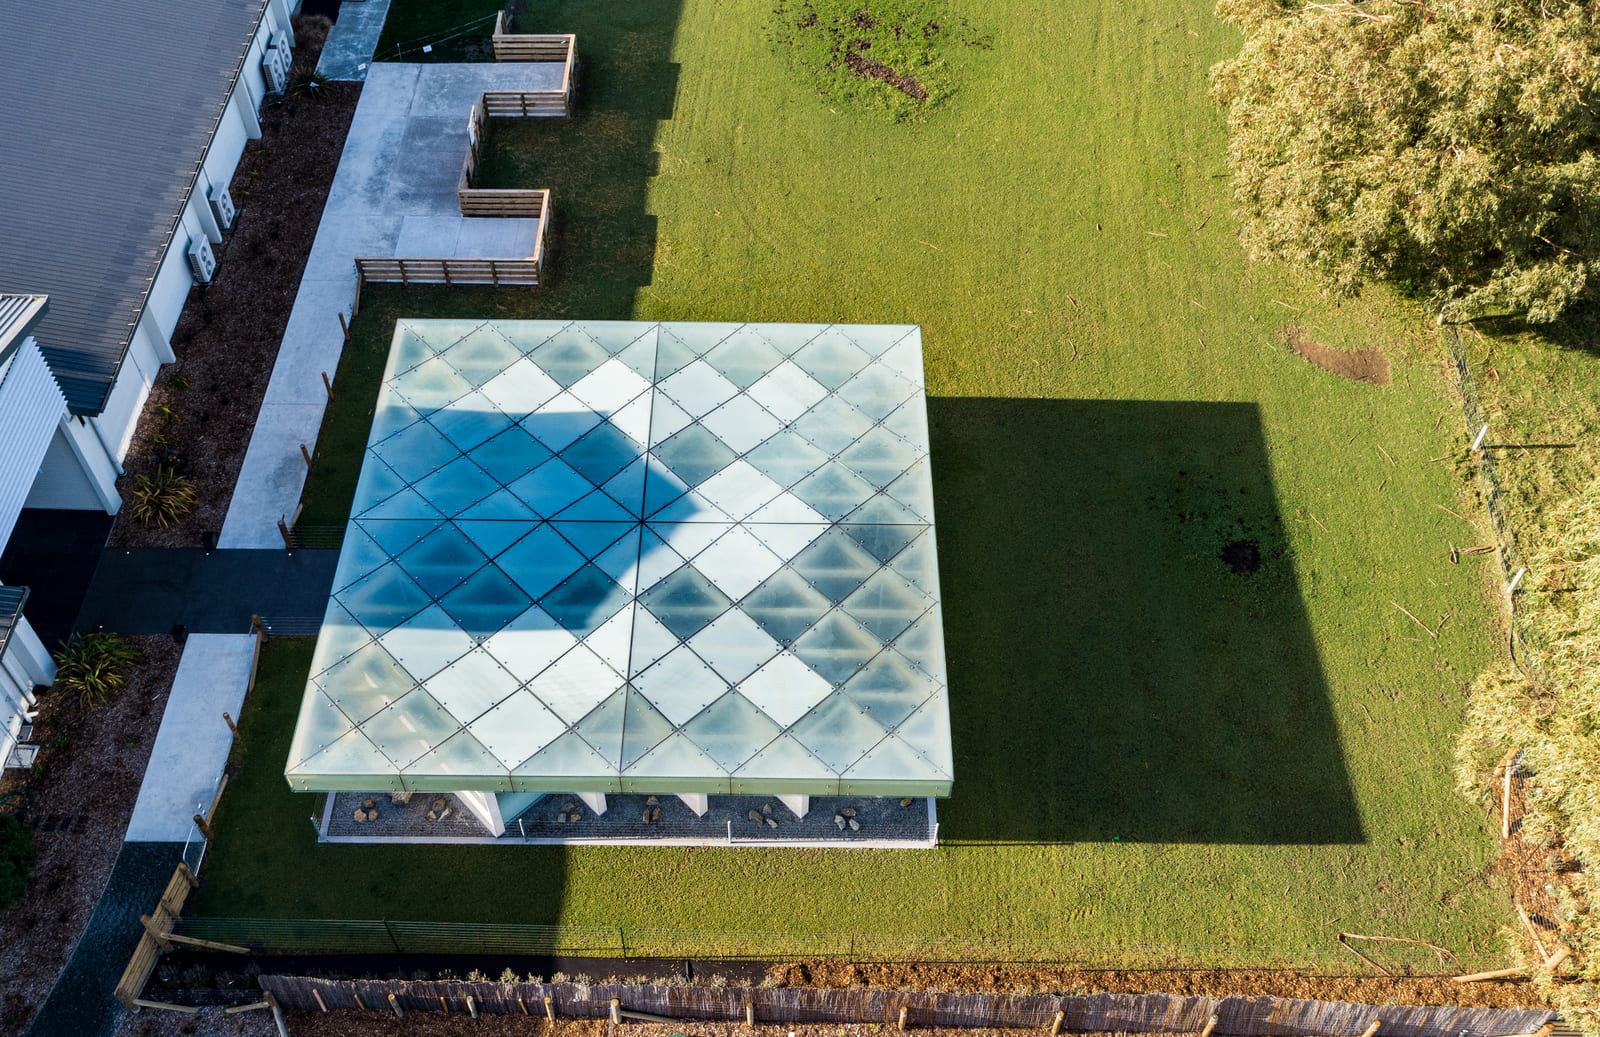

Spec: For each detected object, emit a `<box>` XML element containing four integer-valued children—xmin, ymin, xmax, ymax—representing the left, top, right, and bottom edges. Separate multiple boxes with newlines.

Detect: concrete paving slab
<box><xmin>220</xmin><ymin>401</ymin><xmax>328</xmax><ymax>547</ymax></box>
<box><xmin>388</xmin><ymin>117</ymin><xmax>468</xmax><ymax>213</ymax></box>
<box><xmin>396</xmin><ymin>214</ymin><xmax>465</xmax><ymax>256</ymax></box>
<box><xmin>125</xmin><ymin>635</ymin><xmax>258</xmax><ymax>842</ymax></box>
<box><xmin>455</xmin><ymin>217</ymin><xmax>540</xmax><ymax>257</ymax></box>
<box><xmin>316</xmin><ymin>0</ymin><xmax>394</xmax><ymax>82</ymax></box>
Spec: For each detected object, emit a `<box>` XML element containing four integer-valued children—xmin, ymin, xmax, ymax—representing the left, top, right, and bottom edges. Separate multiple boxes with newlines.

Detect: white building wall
<box><xmin>25</xmin><ymin>419</ymin><xmax>119</xmax><ymax>511</ymax></box>
<box><xmin>0</xmin><ymin>612</ymin><xmax>51</xmax><ymax>768</ymax></box>
<box><xmin>0</xmin><ymin>340</ymin><xmax>68</xmax><ymax>535</ymax></box>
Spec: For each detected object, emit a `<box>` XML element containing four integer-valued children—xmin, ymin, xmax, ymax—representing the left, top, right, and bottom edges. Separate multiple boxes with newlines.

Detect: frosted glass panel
<box><xmin>286</xmin><ymin>322</ymin><xmax>950</xmax><ymax>797</ymax></box>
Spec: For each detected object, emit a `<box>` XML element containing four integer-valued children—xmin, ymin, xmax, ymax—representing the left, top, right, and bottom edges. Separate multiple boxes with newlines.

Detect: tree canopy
<box><xmin>1211</xmin><ymin>0</ymin><xmax>1600</xmax><ymax>324</ymax></box>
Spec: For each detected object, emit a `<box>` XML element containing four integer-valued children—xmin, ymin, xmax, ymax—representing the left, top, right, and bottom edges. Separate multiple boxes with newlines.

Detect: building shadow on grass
<box><xmin>928</xmin><ymin>398</ymin><xmax>1363</xmax><ymax>845</ymax></box>
<box><xmin>303</xmin><ymin>0</ymin><xmax>684</xmax><ymax>526</ymax></box>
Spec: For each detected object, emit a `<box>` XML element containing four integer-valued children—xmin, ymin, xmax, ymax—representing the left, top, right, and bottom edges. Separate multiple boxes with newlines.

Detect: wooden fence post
<box><xmin>222</xmin><ymin>711</ymin><xmax>239</xmax><ymax>737</ymax></box>
<box><xmin>1359</xmin><ymin>1019</ymin><xmax>1382</xmax><ymax>1037</ymax></box>
<box><xmin>1050</xmin><ymin>1009</ymin><xmax>1064</xmax><ymax>1035</ymax></box>
<box><xmin>312</xmin><ymin>988</ymin><xmax>327</xmax><ymax>1013</ymax></box>
<box><xmin>389</xmin><ymin>992</ymin><xmax>402</xmax><ymax>1018</ymax></box>
<box><xmin>192</xmin><ymin>813</ymin><xmax>214</xmax><ymax>840</ymax></box>
<box><xmin>277</xmin><ymin>517</ymin><xmax>294</xmax><ymax>550</ymax></box>
<box><xmin>746</xmin><ymin>1001</ymin><xmax>756</xmax><ymax>1026</ymax></box>
<box><xmin>544</xmin><ymin>995</ymin><xmax>556</xmax><ymax>1022</ymax></box>
<box><xmin>139</xmin><ymin>914</ymin><xmax>172</xmax><ymax>952</ymax></box>
<box><xmin>1501</xmin><ymin>747</ymin><xmax>1519</xmax><ymax>838</ymax></box>
<box><xmin>467</xmin><ymin>994</ymin><xmax>478</xmax><ymax>1019</ymax></box>
<box><xmin>266</xmin><ymin>993</ymin><xmax>290</xmax><ymax>1037</ymax></box>
<box><xmin>898</xmin><ymin>1005</ymin><xmax>909</xmax><ymax>1031</ymax></box>
<box><xmin>610</xmin><ymin>998</ymin><xmax>621</xmax><ymax>1024</ymax></box>
<box><xmin>1199</xmin><ymin>1015</ymin><xmax>1218</xmax><ymax>1037</ymax></box>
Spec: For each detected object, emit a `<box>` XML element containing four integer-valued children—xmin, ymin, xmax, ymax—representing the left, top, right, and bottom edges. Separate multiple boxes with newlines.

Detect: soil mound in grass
<box><xmin>844</xmin><ymin>49</ymin><xmax>929</xmax><ymax>100</ymax></box>
<box><xmin>770</xmin><ymin>962</ymin><xmax>1549</xmax><ymax>1009</ymax></box>
<box><xmin>768</xmin><ymin>0</ymin><xmax>990</xmax><ymax>120</ymax></box>
<box><xmin>1282</xmin><ymin>325</ymin><xmax>1391</xmax><ymax>386</ymax></box>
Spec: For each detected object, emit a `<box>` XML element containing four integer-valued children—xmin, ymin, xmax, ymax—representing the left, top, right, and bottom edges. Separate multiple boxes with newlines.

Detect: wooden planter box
<box><xmin>491</xmin><ymin>12</ymin><xmax>577</xmax><ymax>114</ymax></box>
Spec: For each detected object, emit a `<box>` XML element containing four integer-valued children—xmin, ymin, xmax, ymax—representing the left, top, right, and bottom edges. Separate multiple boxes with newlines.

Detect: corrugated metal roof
<box><xmin>0</xmin><ymin>0</ymin><xmax>269</xmax><ymax>415</ymax></box>
<box><xmin>0</xmin><ymin>294</ymin><xmax>48</xmax><ymax>364</ymax></box>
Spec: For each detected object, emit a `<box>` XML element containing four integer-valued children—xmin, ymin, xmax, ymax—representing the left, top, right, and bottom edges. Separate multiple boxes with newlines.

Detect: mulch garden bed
<box><xmin>110</xmin><ymin>18</ymin><xmax>360</xmax><ymax>548</ymax></box>
<box><xmin>0</xmin><ymin>637</ymin><xmax>182</xmax><ymax>1034</ymax></box>
<box><xmin>769</xmin><ymin>962</ymin><xmax>1549</xmax><ymax>1009</ymax></box>
<box><xmin>117</xmin><ymin>1013</ymin><xmax>1139</xmax><ymax>1037</ymax></box>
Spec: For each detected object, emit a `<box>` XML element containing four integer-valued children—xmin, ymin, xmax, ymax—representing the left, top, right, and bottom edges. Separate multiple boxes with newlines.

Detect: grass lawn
<box><xmin>197</xmin><ymin>0</ymin><xmax>1517</xmax><ymax>968</ymax></box>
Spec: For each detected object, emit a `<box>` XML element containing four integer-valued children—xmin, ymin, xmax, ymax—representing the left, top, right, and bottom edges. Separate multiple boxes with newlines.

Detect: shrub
<box><xmin>1458</xmin><ymin>476</ymin><xmax>1600</xmax><ymax>1032</ymax></box>
<box><xmin>0</xmin><ymin>814</ymin><xmax>33</xmax><ymax>911</ymax></box>
<box><xmin>129</xmin><ymin>465</ymin><xmax>197</xmax><ymax>527</ymax></box>
<box><xmin>53</xmin><ymin>633</ymin><xmax>142</xmax><ymax>708</ymax></box>
<box><xmin>1211</xmin><ymin>0</ymin><xmax>1600</xmax><ymax>325</ymax></box>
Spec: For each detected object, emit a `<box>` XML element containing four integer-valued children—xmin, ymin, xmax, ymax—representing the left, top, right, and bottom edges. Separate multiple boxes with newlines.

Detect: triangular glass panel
<box><xmin>356</xmin><ymin>518</ymin><xmax>442</xmax><ymax>559</ymax></box>
<box><xmin>788</xmin><ymin>693</ymin><xmax>886</xmax><ymax>773</ymax></box>
<box><xmin>573</xmin><ymin>688</ymin><xmax>627</xmax><ymax>769</ymax></box>
<box><xmin>791</xmin><ymin>609</ymin><xmax>881</xmax><ymax>686</ymax></box>
<box><xmin>455</xmin><ymin>519</ymin><xmax>533</xmax><ymax>560</ymax></box>
<box><xmin>619</xmin><ymin>685</ymin><xmax>675</xmax><ymax>769</ymax></box>
<box><xmin>683</xmin><ymin>692</ymin><xmax>782</xmax><ymax>772</ymax></box>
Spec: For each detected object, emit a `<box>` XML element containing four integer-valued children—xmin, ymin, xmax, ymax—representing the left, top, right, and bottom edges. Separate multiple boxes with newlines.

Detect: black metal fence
<box><xmin>258</xmin><ymin>976</ymin><xmax>1556</xmax><ymax>1036</ymax></box>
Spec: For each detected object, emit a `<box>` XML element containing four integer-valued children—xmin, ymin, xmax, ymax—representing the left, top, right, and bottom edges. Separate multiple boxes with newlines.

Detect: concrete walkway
<box><xmin>76</xmin><ymin>548</ymin><xmax>337</xmax><ymax>634</ymax></box>
<box><xmin>219</xmin><ymin>61</ymin><xmax>562</xmax><ymax>550</ymax></box>
<box><xmin>316</xmin><ymin>0</ymin><xmax>393</xmax><ymax>81</ymax></box>
<box><xmin>125</xmin><ymin>635</ymin><xmax>259</xmax><ymax>843</ymax></box>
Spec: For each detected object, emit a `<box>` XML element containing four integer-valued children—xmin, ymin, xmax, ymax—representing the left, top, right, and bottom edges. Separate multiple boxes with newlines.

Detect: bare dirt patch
<box><xmin>0</xmin><ymin>637</ymin><xmax>181</xmax><ymax>1034</ymax></box>
<box><xmin>1281</xmin><ymin>326</ymin><xmax>1391</xmax><ymax>387</ymax></box>
<box><xmin>111</xmin><ymin>21</ymin><xmax>359</xmax><ymax>548</ymax></box>
<box><xmin>843</xmin><ymin>47</ymin><xmax>929</xmax><ymax>100</ymax></box>
<box><xmin>768</xmin><ymin>962</ymin><xmax>1548</xmax><ymax>1008</ymax></box>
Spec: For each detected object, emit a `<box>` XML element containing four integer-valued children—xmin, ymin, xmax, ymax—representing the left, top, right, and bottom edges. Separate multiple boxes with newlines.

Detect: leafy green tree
<box><xmin>1211</xmin><ymin>0</ymin><xmax>1600</xmax><ymax>324</ymax></box>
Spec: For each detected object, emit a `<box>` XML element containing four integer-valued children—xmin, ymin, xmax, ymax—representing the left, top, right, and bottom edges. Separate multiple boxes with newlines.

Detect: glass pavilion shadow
<box><xmin>929</xmin><ymin>397</ymin><xmax>1364</xmax><ymax>846</ymax></box>
<box><xmin>287</xmin><ymin>321</ymin><xmax>952</xmax><ymax>803</ymax></box>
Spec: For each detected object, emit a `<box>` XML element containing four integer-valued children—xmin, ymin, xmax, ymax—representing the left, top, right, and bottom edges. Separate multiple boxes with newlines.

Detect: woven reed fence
<box><xmin>259</xmin><ymin>977</ymin><xmax>1553</xmax><ymax>1037</ymax></box>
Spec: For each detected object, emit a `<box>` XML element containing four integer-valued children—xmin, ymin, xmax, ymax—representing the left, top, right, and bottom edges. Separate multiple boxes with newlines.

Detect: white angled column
<box><xmin>677</xmin><ymin>793</ymin><xmax>709</xmax><ymax>816</ymax></box>
<box><xmin>577</xmin><ymin>792</ymin><xmax>608</xmax><ymax>816</ymax></box>
<box><xmin>777</xmin><ymin>794</ymin><xmax>810</xmax><ymax>819</ymax></box>
<box><xmin>455</xmin><ymin>790</ymin><xmax>506</xmax><ymax>836</ymax></box>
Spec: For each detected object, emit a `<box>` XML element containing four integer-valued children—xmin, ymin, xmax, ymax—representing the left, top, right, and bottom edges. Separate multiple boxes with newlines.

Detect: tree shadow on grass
<box><xmin>929</xmin><ymin>398</ymin><xmax>1364</xmax><ymax>845</ymax></box>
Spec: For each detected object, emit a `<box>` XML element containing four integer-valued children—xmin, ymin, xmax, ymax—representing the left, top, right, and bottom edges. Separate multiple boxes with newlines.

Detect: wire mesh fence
<box><xmin>257</xmin><ymin>976</ymin><xmax>1556</xmax><ymax>1036</ymax></box>
<box><xmin>1447</xmin><ymin>336</ymin><xmax>1524</xmax><ymax>588</ymax></box>
<box><xmin>174</xmin><ymin>917</ymin><xmax>1497</xmax><ymax>973</ymax></box>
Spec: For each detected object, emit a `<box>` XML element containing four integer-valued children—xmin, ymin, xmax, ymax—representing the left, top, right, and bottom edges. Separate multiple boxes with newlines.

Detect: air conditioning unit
<box><xmin>271</xmin><ymin>30</ymin><xmax>294</xmax><ymax>64</ymax></box>
<box><xmin>188</xmin><ymin>235</ymin><xmax>217</xmax><ymax>283</ymax></box>
<box><xmin>208</xmin><ymin>182</ymin><xmax>237</xmax><ymax>230</ymax></box>
<box><xmin>261</xmin><ymin>44</ymin><xmax>288</xmax><ymax>94</ymax></box>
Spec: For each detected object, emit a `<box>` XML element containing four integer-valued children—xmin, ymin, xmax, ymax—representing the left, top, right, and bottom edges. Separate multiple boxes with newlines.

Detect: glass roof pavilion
<box><xmin>285</xmin><ymin>321</ymin><xmax>951</xmax><ymax>800</ymax></box>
